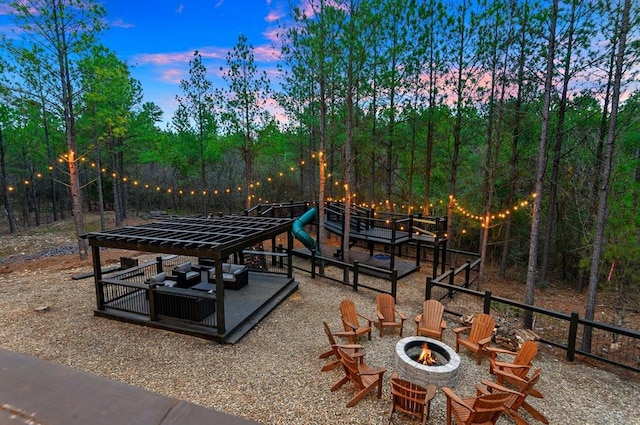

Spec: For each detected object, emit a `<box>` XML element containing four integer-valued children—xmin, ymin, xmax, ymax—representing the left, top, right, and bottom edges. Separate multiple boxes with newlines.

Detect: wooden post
<box><xmin>215</xmin><ymin>259</ymin><xmax>225</xmax><ymax>334</ymax></box>
<box><xmin>91</xmin><ymin>246</ymin><xmax>104</xmax><ymax>310</ymax></box>
<box><xmin>567</xmin><ymin>311</ymin><xmax>579</xmax><ymax>362</ymax></box>
<box><xmin>391</xmin><ymin>269</ymin><xmax>397</xmax><ymax>299</ymax></box>
<box><xmin>156</xmin><ymin>256</ymin><xmax>163</xmax><ymax>273</ymax></box>
<box><xmin>483</xmin><ymin>290</ymin><xmax>492</xmax><ymax>314</ymax></box>
<box><xmin>353</xmin><ymin>261</ymin><xmax>359</xmax><ymax>292</ymax></box>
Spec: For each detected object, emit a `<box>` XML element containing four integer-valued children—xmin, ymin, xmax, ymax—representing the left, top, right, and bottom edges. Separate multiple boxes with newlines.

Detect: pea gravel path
<box><xmin>0</xmin><ymin>257</ymin><xmax>638</xmax><ymax>424</ymax></box>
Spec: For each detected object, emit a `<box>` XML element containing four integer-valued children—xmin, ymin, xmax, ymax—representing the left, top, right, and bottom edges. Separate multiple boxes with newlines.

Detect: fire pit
<box><xmin>395</xmin><ymin>336</ymin><xmax>460</xmax><ymax>388</ymax></box>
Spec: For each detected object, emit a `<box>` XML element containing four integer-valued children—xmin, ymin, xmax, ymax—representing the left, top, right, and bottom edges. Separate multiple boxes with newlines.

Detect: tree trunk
<box><xmin>0</xmin><ymin>123</ymin><xmax>18</xmax><ymax>233</ymax></box>
<box><xmin>540</xmin><ymin>0</ymin><xmax>577</xmax><ymax>285</ymax></box>
<box><xmin>524</xmin><ymin>0</ymin><xmax>557</xmax><ymax>329</ymax></box>
<box><xmin>582</xmin><ymin>0</ymin><xmax>630</xmax><ymax>352</ymax></box>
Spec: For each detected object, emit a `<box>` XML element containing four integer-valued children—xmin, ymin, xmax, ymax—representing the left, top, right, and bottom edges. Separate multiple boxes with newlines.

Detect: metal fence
<box><xmin>428</xmin><ymin>280</ymin><xmax>640</xmax><ymax>373</ymax></box>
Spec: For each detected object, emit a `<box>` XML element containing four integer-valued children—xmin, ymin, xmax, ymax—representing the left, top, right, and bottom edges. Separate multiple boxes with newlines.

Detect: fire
<box><xmin>417</xmin><ymin>343</ymin><xmax>437</xmax><ymax>365</ymax></box>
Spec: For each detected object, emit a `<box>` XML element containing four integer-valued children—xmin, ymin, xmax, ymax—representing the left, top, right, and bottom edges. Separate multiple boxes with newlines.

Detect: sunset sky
<box><xmin>0</xmin><ymin>0</ymin><xmax>296</xmax><ymax>126</ymax></box>
<box><xmin>100</xmin><ymin>0</ymin><xmax>290</xmax><ymax>125</ymax></box>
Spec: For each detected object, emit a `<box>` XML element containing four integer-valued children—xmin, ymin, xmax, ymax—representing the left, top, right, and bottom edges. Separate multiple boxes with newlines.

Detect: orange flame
<box><xmin>417</xmin><ymin>343</ymin><xmax>437</xmax><ymax>365</ymax></box>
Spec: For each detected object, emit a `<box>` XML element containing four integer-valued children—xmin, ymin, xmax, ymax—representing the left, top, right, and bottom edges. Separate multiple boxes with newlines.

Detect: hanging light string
<box><xmin>6</xmin><ymin>152</ymin><xmax>535</xmax><ymax>225</ymax></box>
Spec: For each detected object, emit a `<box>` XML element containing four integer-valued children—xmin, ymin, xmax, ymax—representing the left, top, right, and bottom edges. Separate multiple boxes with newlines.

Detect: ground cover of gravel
<box><xmin>1</xmin><ymin>249</ymin><xmax>639</xmax><ymax>425</ymax></box>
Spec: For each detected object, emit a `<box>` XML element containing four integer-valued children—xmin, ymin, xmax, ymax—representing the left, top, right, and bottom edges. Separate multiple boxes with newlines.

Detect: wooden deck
<box><xmin>95</xmin><ymin>271</ymin><xmax>297</xmax><ymax>344</ymax></box>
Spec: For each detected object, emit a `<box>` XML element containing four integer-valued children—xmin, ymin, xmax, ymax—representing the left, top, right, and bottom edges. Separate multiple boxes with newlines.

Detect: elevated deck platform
<box><xmin>96</xmin><ymin>272</ymin><xmax>297</xmax><ymax>344</ymax></box>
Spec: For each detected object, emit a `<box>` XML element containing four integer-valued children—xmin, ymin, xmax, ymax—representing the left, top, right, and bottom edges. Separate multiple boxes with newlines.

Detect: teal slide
<box><xmin>292</xmin><ymin>207</ymin><xmax>317</xmax><ymax>251</ymax></box>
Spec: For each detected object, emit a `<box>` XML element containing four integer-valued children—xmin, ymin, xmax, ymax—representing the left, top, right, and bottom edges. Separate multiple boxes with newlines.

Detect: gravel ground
<box><xmin>0</xmin><ymin>255</ymin><xmax>639</xmax><ymax>425</ymax></box>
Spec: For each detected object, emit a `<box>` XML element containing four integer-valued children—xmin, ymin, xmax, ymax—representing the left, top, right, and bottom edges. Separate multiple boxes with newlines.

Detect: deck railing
<box><xmin>293</xmin><ymin>253</ymin><xmax>399</xmax><ymax>298</ymax></box>
<box><xmin>427</xmin><ymin>280</ymin><xmax>640</xmax><ymax>373</ymax></box>
<box><xmin>97</xmin><ymin>256</ymin><xmax>217</xmax><ymax>330</ymax></box>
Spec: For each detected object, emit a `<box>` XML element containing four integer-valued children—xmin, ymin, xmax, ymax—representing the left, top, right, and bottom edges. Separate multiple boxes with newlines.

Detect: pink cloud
<box><xmin>0</xmin><ymin>3</ymin><xmax>13</xmax><ymax>15</ymax></box>
<box><xmin>254</xmin><ymin>45</ymin><xmax>280</xmax><ymax>62</ymax></box>
<box><xmin>263</xmin><ymin>27</ymin><xmax>281</xmax><ymax>43</ymax></box>
<box><xmin>265</xmin><ymin>10</ymin><xmax>283</xmax><ymax>22</ymax></box>
<box><xmin>133</xmin><ymin>47</ymin><xmax>227</xmax><ymax>66</ymax></box>
<box><xmin>160</xmin><ymin>68</ymin><xmax>183</xmax><ymax>84</ymax></box>
<box><xmin>110</xmin><ymin>18</ymin><xmax>134</xmax><ymax>29</ymax></box>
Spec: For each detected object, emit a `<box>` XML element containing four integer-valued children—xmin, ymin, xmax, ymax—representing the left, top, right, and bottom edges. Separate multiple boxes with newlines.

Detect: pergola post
<box><xmin>91</xmin><ymin>246</ymin><xmax>104</xmax><ymax>310</ymax></box>
<box><xmin>215</xmin><ymin>258</ymin><xmax>225</xmax><ymax>334</ymax></box>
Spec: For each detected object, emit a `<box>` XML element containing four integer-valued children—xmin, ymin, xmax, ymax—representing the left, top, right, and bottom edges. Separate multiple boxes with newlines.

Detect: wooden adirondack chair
<box><xmin>375</xmin><ymin>294</ymin><xmax>406</xmax><ymax>337</ymax></box>
<box><xmin>487</xmin><ymin>340</ymin><xmax>538</xmax><ymax>377</ymax></box>
<box><xmin>388</xmin><ymin>372</ymin><xmax>436</xmax><ymax>425</ymax></box>
<box><xmin>479</xmin><ymin>368</ymin><xmax>548</xmax><ymax>425</ymax></box>
<box><xmin>453</xmin><ymin>313</ymin><xmax>495</xmax><ymax>364</ymax></box>
<box><xmin>442</xmin><ymin>386</ymin><xmax>512</xmax><ymax>425</ymax></box>
<box><xmin>339</xmin><ymin>299</ymin><xmax>373</xmax><ymax>342</ymax></box>
<box><xmin>414</xmin><ymin>299</ymin><xmax>446</xmax><ymax>340</ymax></box>
<box><xmin>320</xmin><ymin>321</ymin><xmax>362</xmax><ymax>372</ymax></box>
<box><xmin>331</xmin><ymin>347</ymin><xmax>387</xmax><ymax>407</ymax></box>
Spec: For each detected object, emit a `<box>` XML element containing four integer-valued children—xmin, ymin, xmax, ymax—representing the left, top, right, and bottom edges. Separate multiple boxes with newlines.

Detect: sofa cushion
<box><xmin>146</xmin><ymin>272</ymin><xmax>166</xmax><ymax>283</ymax></box>
<box><xmin>173</xmin><ymin>262</ymin><xmax>192</xmax><ymax>273</ymax></box>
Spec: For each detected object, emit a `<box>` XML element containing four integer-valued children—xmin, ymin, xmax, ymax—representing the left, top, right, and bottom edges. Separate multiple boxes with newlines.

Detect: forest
<box><xmin>0</xmin><ymin>0</ymin><xmax>638</xmax><ymax>325</ymax></box>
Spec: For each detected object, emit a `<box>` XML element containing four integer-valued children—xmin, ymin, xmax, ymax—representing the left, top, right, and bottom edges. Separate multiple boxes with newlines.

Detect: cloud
<box><xmin>160</xmin><ymin>68</ymin><xmax>183</xmax><ymax>84</ymax></box>
<box><xmin>262</xmin><ymin>28</ymin><xmax>281</xmax><ymax>43</ymax></box>
<box><xmin>215</xmin><ymin>0</ymin><xmax>224</xmax><ymax>8</ymax></box>
<box><xmin>0</xmin><ymin>3</ymin><xmax>14</xmax><ymax>15</ymax></box>
<box><xmin>133</xmin><ymin>47</ymin><xmax>227</xmax><ymax>66</ymax></box>
<box><xmin>175</xmin><ymin>4</ymin><xmax>184</xmax><ymax>14</ymax></box>
<box><xmin>265</xmin><ymin>10</ymin><xmax>283</xmax><ymax>22</ymax></box>
<box><xmin>254</xmin><ymin>45</ymin><xmax>281</xmax><ymax>62</ymax></box>
<box><xmin>110</xmin><ymin>18</ymin><xmax>134</xmax><ymax>29</ymax></box>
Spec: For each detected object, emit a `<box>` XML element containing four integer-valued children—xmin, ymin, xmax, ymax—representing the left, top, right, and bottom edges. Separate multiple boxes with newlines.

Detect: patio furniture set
<box><xmin>145</xmin><ymin>260</ymin><xmax>249</xmax><ymax>321</ymax></box>
<box><xmin>321</xmin><ymin>296</ymin><xmax>548</xmax><ymax>425</ymax></box>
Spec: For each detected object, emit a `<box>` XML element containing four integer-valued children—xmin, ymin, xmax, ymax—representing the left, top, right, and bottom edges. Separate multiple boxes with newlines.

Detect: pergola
<box><xmin>85</xmin><ymin>215</ymin><xmax>296</xmax><ymax>342</ymax></box>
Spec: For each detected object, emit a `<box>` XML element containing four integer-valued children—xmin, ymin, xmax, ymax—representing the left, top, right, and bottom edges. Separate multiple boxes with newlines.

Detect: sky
<box><xmin>99</xmin><ymin>0</ymin><xmax>293</xmax><ymax>126</ymax></box>
<box><xmin>0</xmin><ymin>0</ymin><xmax>298</xmax><ymax>126</ymax></box>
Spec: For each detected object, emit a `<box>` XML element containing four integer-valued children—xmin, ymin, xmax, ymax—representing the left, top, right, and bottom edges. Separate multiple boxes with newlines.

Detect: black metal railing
<box><xmin>293</xmin><ymin>252</ymin><xmax>399</xmax><ymax>298</ymax></box>
<box><xmin>427</xmin><ymin>280</ymin><xmax>640</xmax><ymax>373</ymax></box>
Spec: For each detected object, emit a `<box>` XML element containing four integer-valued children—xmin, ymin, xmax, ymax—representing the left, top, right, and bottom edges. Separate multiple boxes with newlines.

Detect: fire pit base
<box><xmin>395</xmin><ymin>336</ymin><xmax>460</xmax><ymax>388</ymax></box>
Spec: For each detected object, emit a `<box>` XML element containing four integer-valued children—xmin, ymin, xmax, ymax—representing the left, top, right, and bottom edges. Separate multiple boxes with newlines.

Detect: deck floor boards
<box><xmin>97</xmin><ymin>272</ymin><xmax>297</xmax><ymax>343</ymax></box>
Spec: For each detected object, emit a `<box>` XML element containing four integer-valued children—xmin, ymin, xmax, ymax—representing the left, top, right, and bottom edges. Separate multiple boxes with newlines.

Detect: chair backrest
<box><xmin>469</xmin><ymin>392</ymin><xmax>511</xmax><ymax>424</ymax></box>
<box><xmin>340</xmin><ymin>299</ymin><xmax>360</xmax><ymax>329</ymax></box>
<box><xmin>323</xmin><ymin>321</ymin><xmax>337</xmax><ymax>346</ymax></box>
<box><xmin>376</xmin><ymin>294</ymin><xmax>396</xmax><ymax>322</ymax></box>
<box><xmin>468</xmin><ymin>313</ymin><xmax>495</xmax><ymax>343</ymax></box>
<box><xmin>336</xmin><ymin>347</ymin><xmax>364</xmax><ymax>389</ymax></box>
<box><xmin>390</xmin><ymin>374</ymin><xmax>429</xmax><ymax>418</ymax></box>
<box><xmin>505</xmin><ymin>368</ymin><xmax>542</xmax><ymax>411</ymax></box>
<box><xmin>512</xmin><ymin>341</ymin><xmax>538</xmax><ymax>376</ymax></box>
<box><xmin>420</xmin><ymin>300</ymin><xmax>445</xmax><ymax>329</ymax></box>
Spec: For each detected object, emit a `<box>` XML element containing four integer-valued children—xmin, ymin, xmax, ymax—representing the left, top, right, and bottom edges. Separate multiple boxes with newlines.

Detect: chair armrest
<box><xmin>442</xmin><ymin>387</ymin><xmax>473</xmax><ymax>411</ymax></box>
<box><xmin>441</xmin><ymin>320</ymin><xmax>447</xmax><ymax>330</ymax></box>
<box><xmin>332</xmin><ymin>330</ymin><xmax>356</xmax><ymax>340</ymax></box>
<box><xmin>376</xmin><ymin>311</ymin><xmax>385</xmax><ymax>320</ymax></box>
<box><xmin>486</xmin><ymin>346</ymin><xmax>517</xmax><ymax>356</ymax></box>
<box><xmin>334</xmin><ymin>344</ymin><xmax>363</xmax><ymax>350</ymax></box>
<box><xmin>414</xmin><ymin>314</ymin><xmax>423</xmax><ymax>324</ymax></box>
<box><xmin>360</xmin><ymin>367</ymin><xmax>386</xmax><ymax>376</ymax></box>
<box><xmin>453</xmin><ymin>326</ymin><xmax>470</xmax><ymax>335</ymax></box>
<box><xmin>341</xmin><ymin>319</ymin><xmax>358</xmax><ymax>331</ymax></box>
<box><xmin>357</xmin><ymin>313</ymin><xmax>375</xmax><ymax>324</ymax></box>
<box><xmin>493</xmin><ymin>361</ymin><xmax>530</xmax><ymax>370</ymax></box>
<box><xmin>396</xmin><ymin>310</ymin><xmax>406</xmax><ymax>320</ymax></box>
<box><xmin>480</xmin><ymin>379</ymin><xmax>516</xmax><ymax>394</ymax></box>
<box><xmin>478</xmin><ymin>336</ymin><xmax>492</xmax><ymax>347</ymax></box>
<box><xmin>493</xmin><ymin>368</ymin><xmax>528</xmax><ymax>387</ymax></box>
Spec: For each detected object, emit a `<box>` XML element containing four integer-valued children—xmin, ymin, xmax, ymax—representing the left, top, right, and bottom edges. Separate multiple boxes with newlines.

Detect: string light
<box><xmin>6</xmin><ymin>151</ymin><xmax>534</xmax><ymax>225</ymax></box>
